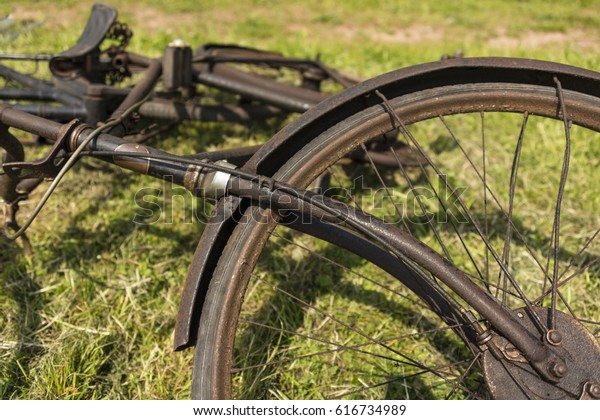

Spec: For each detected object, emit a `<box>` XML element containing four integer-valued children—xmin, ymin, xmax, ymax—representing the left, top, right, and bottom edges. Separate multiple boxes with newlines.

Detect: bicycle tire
<box><xmin>191</xmin><ymin>62</ymin><xmax>600</xmax><ymax>399</ymax></box>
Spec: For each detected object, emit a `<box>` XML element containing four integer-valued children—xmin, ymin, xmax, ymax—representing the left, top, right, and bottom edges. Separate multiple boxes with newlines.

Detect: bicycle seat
<box><xmin>49</xmin><ymin>3</ymin><xmax>117</xmax><ymax>79</ymax></box>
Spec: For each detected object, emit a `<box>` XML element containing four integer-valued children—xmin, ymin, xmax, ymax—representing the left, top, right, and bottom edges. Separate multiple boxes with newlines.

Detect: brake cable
<box><xmin>2</xmin><ymin>94</ymin><xmax>150</xmax><ymax>240</ymax></box>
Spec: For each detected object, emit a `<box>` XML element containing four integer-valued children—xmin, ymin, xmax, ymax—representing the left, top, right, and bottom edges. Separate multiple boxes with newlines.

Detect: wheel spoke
<box><xmin>496</xmin><ymin>112</ymin><xmax>527</xmax><ymax>305</ymax></box>
<box><xmin>330</xmin><ymin>358</ymin><xmax>484</xmax><ymax>400</ymax></box>
<box><xmin>557</xmin><ymin>228</ymin><xmax>599</xmax><ymax>282</ymax></box>
<box><xmin>270</xmin><ymin>230</ymin><xmax>432</xmax><ymax>311</ymax></box>
<box><xmin>375</xmin><ymin>90</ymin><xmax>546</xmax><ymax>331</ymax></box>
<box><xmin>432</xmin><ymin>112</ymin><xmax>559</xmax><ymax>293</ymax></box>
<box><xmin>392</xmin><ymin>149</ymin><xmax>454</xmax><ymax>262</ymax></box>
<box><xmin>534</xmin><ymin>254</ymin><xmax>600</xmax><ymax>304</ymax></box>
<box><xmin>357</xmin><ymin>143</ymin><xmax>414</xmax><ymax>234</ymax></box>
<box><xmin>249</xmin><ymin>273</ymin><xmax>483</xmax><ymax>393</ymax></box>
<box><xmin>444</xmin><ymin>352</ymin><xmax>482</xmax><ymax>399</ymax></box>
<box><xmin>481</xmin><ymin>112</ymin><xmax>490</xmax><ymax>290</ymax></box>
<box><xmin>548</xmin><ymin>77</ymin><xmax>573</xmax><ymax>330</ymax></box>
<box><xmin>233</xmin><ymin>319</ymin><xmax>468</xmax><ymax>373</ymax></box>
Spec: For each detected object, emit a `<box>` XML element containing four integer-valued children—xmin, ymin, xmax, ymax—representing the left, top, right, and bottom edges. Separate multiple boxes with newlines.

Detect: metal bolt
<box><xmin>589</xmin><ymin>383</ymin><xmax>600</xmax><ymax>399</ymax></box>
<box><xmin>546</xmin><ymin>329</ymin><xmax>563</xmax><ymax>346</ymax></box>
<box><xmin>548</xmin><ymin>360</ymin><xmax>568</xmax><ymax>378</ymax></box>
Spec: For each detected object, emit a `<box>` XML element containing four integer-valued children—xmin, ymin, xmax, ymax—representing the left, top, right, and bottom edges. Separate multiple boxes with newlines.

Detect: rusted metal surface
<box><xmin>0</xmin><ymin>122</ymin><xmax>31</xmax><ymax>253</ymax></box>
<box><xmin>49</xmin><ymin>3</ymin><xmax>131</xmax><ymax>84</ymax></box>
<box><xmin>581</xmin><ymin>382</ymin><xmax>600</xmax><ymax>400</ymax></box>
<box><xmin>245</xmin><ymin>57</ymin><xmax>600</xmax><ymax>176</ymax></box>
<box><xmin>113</xmin><ymin>143</ymin><xmax>151</xmax><ymax>173</ymax></box>
<box><xmin>1</xmin><ymin>119</ymin><xmax>79</xmax><ymax>180</ymax></box>
<box><xmin>192</xmin><ymin>61</ymin><xmax>328</xmax><ymax>112</ymax></box>
<box><xmin>0</xmin><ymin>103</ymin><xmax>63</xmax><ymax>141</ymax></box>
<box><xmin>5</xmin><ymin>2</ymin><xmax>365</xmax><ymax>354</ymax></box>
<box><xmin>2</xmin><ymin>3</ymin><xmax>347</xmax><ymax>134</ymax></box>
<box><xmin>225</xmin><ymin>176</ymin><xmax>576</xmax><ymax>382</ymax></box>
<box><xmin>4</xmin><ymin>55</ymin><xmax>600</xmax><ymax>380</ymax></box>
<box><xmin>0</xmin><ymin>64</ymin><xmax>81</xmax><ymax>106</ymax></box>
<box><xmin>483</xmin><ymin>307</ymin><xmax>600</xmax><ymax>399</ymax></box>
<box><xmin>276</xmin><ymin>212</ymin><xmax>479</xmax><ymax>352</ymax></box>
<box><xmin>137</xmin><ymin>101</ymin><xmax>281</xmax><ymax>123</ymax></box>
<box><xmin>163</xmin><ymin>42</ymin><xmax>193</xmax><ymax>91</ymax></box>
<box><xmin>174</xmin><ymin>195</ymin><xmax>243</xmax><ymax>351</ymax></box>
<box><xmin>0</xmin><ymin>122</ymin><xmax>24</xmax><ymax>204</ymax></box>
<box><xmin>106</xmin><ymin>58</ymin><xmax>161</xmax><ymax>136</ymax></box>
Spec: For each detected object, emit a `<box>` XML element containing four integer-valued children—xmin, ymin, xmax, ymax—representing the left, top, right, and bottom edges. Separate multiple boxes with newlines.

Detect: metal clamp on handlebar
<box><xmin>183</xmin><ymin>159</ymin><xmax>237</xmax><ymax>200</ymax></box>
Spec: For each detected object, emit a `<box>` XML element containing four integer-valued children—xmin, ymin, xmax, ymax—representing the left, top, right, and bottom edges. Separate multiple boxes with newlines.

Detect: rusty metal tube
<box><xmin>193</xmin><ymin>62</ymin><xmax>327</xmax><ymax>112</ymax></box>
<box><xmin>107</xmin><ymin>57</ymin><xmax>162</xmax><ymax>135</ymax></box>
<box><xmin>138</xmin><ymin>100</ymin><xmax>281</xmax><ymax>122</ymax></box>
<box><xmin>0</xmin><ymin>124</ymin><xmax>25</xmax><ymax>203</ymax></box>
<box><xmin>0</xmin><ymin>104</ymin><xmax>63</xmax><ymax>141</ymax></box>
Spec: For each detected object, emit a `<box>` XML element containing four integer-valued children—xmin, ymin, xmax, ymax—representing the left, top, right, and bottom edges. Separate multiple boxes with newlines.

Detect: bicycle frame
<box><xmin>0</xmin><ymin>4</ymin><xmax>352</xmax><ymax>131</ymax></box>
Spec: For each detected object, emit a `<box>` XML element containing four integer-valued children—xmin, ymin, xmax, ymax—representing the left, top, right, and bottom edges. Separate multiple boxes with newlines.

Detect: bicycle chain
<box><xmin>102</xmin><ymin>21</ymin><xmax>133</xmax><ymax>84</ymax></box>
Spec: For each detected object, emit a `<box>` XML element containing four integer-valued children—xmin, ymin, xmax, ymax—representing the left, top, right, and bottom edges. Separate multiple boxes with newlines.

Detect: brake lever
<box><xmin>2</xmin><ymin>119</ymin><xmax>83</xmax><ymax>180</ymax></box>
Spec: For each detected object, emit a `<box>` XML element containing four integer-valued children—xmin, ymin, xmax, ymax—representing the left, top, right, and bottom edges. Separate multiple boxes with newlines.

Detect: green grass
<box><xmin>1</xmin><ymin>0</ymin><xmax>599</xmax><ymax>399</ymax></box>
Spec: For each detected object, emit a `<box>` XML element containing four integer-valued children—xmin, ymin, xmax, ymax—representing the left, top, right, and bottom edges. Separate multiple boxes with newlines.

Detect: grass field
<box><xmin>1</xmin><ymin>0</ymin><xmax>599</xmax><ymax>399</ymax></box>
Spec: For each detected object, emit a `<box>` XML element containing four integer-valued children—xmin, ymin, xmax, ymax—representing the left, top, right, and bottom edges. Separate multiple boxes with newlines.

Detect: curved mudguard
<box><xmin>173</xmin><ymin>57</ymin><xmax>600</xmax><ymax>350</ymax></box>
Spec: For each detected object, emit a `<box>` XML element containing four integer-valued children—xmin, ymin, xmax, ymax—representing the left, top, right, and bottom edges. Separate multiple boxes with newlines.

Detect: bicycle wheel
<box><xmin>191</xmin><ymin>60</ymin><xmax>600</xmax><ymax>399</ymax></box>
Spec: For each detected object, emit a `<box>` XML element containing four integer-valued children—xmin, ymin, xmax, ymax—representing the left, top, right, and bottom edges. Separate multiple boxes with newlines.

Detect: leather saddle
<box><xmin>49</xmin><ymin>3</ymin><xmax>118</xmax><ymax>81</ymax></box>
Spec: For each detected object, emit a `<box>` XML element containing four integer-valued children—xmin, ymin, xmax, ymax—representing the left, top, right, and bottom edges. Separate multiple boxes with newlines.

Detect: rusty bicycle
<box><xmin>1</xmin><ymin>3</ymin><xmax>599</xmax><ymax>400</ymax></box>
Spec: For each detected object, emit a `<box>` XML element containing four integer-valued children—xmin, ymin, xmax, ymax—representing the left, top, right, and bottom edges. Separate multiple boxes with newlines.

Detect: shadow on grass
<box><xmin>230</xmin><ymin>227</ymin><xmax>481</xmax><ymax>400</ymax></box>
<box><xmin>0</xmin><ymin>118</ymin><xmax>282</xmax><ymax>398</ymax></box>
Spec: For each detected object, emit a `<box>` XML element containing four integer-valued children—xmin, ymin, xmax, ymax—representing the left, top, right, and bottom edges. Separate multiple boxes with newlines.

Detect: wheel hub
<box><xmin>483</xmin><ymin>307</ymin><xmax>600</xmax><ymax>399</ymax></box>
